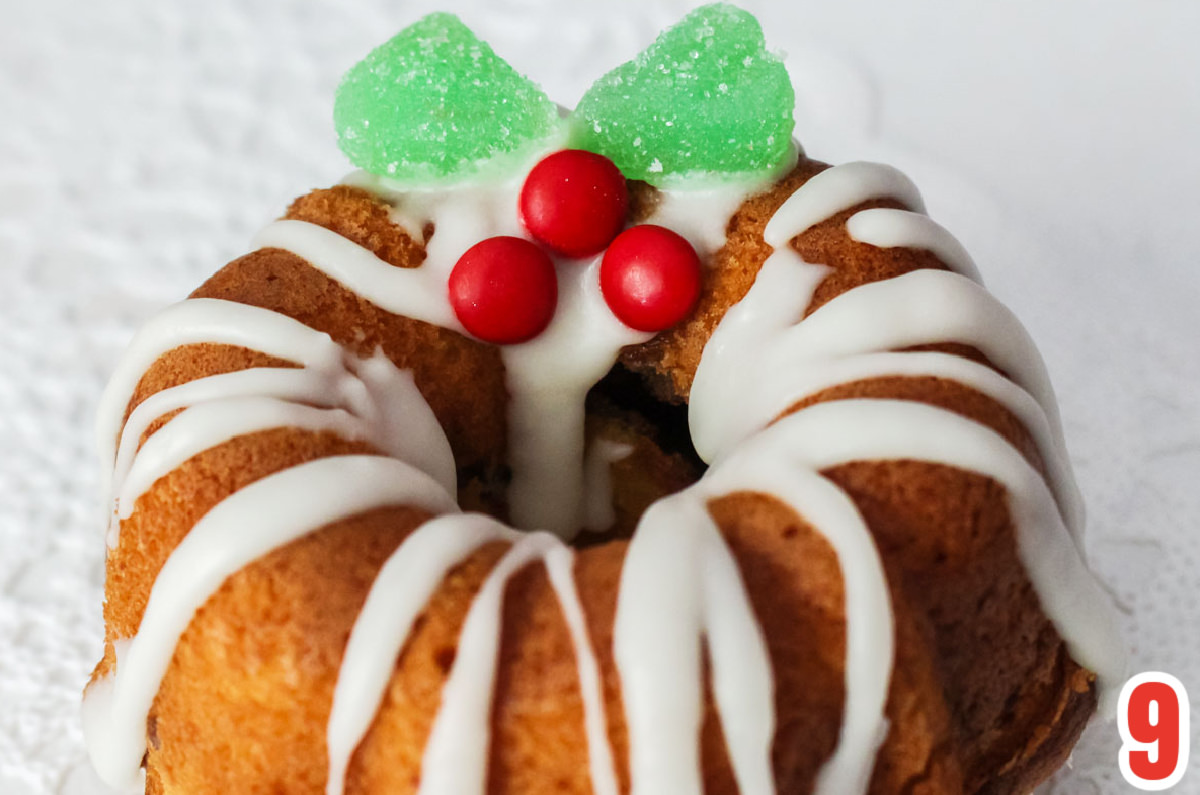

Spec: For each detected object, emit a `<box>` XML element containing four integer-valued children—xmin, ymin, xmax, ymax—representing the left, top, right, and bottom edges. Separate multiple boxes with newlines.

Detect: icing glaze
<box><xmin>541</xmin><ymin>542</ymin><xmax>621</xmax><ymax>795</ymax></box>
<box><xmin>691</xmin><ymin>162</ymin><xmax>1084</xmax><ymax>538</ymax></box>
<box><xmin>500</xmin><ymin>253</ymin><xmax>649</xmax><ymax>535</ymax></box>
<box><xmin>339</xmin><ymin>170</ymin><xmax>653</xmax><ymax>537</ymax></box>
<box><xmin>112</xmin><ymin>353</ymin><xmax>455</xmax><ymax>520</ymax></box>
<box><xmin>253</xmin><ymin>219</ymin><xmax>462</xmax><ymax>329</ymax></box>
<box><xmin>697</xmin><ymin>441</ymin><xmax>895</xmax><ymax>795</ymax></box>
<box><xmin>99</xmin><ymin>302</ymin><xmax>456</xmax><ymax>548</ymax></box>
<box><xmin>96</xmin><ymin>298</ymin><xmax>342</xmax><ymax>498</ymax></box>
<box><xmin>417</xmin><ymin>535</ymin><xmax>554</xmax><ymax>794</ymax></box>
<box><xmin>337</xmin><ymin>166</ymin><xmax>769</xmax><ymax>537</ymax></box>
<box><xmin>746</xmin><ymin>399</ymin><xmax>1122</xmax><ymax>700</ymax></box>
<box><xmin>329</xmin><ymin>503</ymin><xmax>618</xmax><ymax>795</ymax></box>
<box><xmin>615</xmin><ymin>493</ymin><xmax>776</xmax><ymax>795</ymax></box>
<box><xmin>87</xmin><ymin>150</ymin><xmax>1125</xmax><ymax>795</ymax></box>
<box><xmin>326</xmin><ymin>513</ymin><xmax>518</xmax><ymax>795</ymax></box>
<box><xmin>845</xmin><ymin>207</ymin><xmax>983</xmax><ymax>284</ymax></box>
<box><xmin>764</xmin><ymin>161</ymin><xmax>926</xmax><ymax>238</ymax></box>
<box><xmin>582</xmin><ymin>439</ymin><xmax>634</xmax><ymax>533</ymax></box>
<box><xmin>86</xmin><ymin>455</ymin><xmax>457</xmax><ymax>791</ymax></box>
<box><xmin>648</xmin><ymin>143</ymin><xmax>799</xmax><ymax>254</ymax></box>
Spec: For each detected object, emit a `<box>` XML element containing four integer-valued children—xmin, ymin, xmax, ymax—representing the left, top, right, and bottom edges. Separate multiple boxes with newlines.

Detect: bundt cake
<box><xmin>84</xmin><ymin>6</ymin><xmax>1124</xmax><ymax>794</ymax></box>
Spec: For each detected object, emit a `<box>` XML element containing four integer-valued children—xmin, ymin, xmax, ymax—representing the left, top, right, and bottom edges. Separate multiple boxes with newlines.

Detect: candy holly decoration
<box><xmin>334</xmin><ymin>13</ymin><xmax>563</xmax><ymax>184</ymax></box>
<box><xmin>333</xmin><ymin>7</ymin><xmax>799</xmax><ymax>189</ymax></box>
<box><xmin>600</xmin><ymin>225</ymin><xmax>702</xmax><ymax>332</ymax></box>
<box><xmin>449</xmin><ymin>237</ymin><xmax>558</xmax><ymax>344</ymax></box>
<box><xmin>571</xmin><ymin>3</ymin><xmax>794</xmax><ymax>186</ymax></box>
<box><xmin>520</xmin><ymin>150</ymin><xmax>629</xmax><ymax>258</ymax></box>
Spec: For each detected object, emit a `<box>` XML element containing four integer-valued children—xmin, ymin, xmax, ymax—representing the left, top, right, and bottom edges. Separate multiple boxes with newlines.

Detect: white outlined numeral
<box><xmin>1118</xmin><ymin>672</ymin><xmax>1189</xmax><ymax>790</ymax></box>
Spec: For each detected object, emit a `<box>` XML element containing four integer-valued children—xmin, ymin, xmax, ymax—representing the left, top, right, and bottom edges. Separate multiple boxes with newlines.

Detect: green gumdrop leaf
<box><xmin>334</xmin><ymin>13</ymin><xmax>563</xmax><ymax>183</ymax></box>
<box><xmin>570</xmin><ymin>3</ymin><xmax>794</xmax><ymax>186</ymax></box>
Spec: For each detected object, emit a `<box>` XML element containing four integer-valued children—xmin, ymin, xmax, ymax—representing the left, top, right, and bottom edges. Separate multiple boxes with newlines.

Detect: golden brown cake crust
<box><xmin>95</xmin><ymin>157</ymin><xmax>1097</xmax><ymax>795</ymax></box>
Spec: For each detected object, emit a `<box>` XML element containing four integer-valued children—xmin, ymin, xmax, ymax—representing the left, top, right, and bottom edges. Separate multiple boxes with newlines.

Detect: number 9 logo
<box><xmin>1119</xmin><ymin>672</ymin><xmax>1190</xmax><ymax>790</ymax></box>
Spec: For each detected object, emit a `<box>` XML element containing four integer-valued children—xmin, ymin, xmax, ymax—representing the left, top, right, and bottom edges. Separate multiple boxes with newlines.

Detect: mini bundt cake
<box><xmin>84</xmin><ymin>6</ymin><xmax>1124</xmax><ymax>795</ymax></box>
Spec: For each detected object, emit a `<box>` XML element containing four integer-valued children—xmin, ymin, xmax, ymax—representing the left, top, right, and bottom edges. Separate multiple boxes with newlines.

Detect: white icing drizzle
<box><xmin>84</xmin><ymin>455</ymin><xmax>458</xmax><ymax>792</ymax></box>
<box><xmin>326</xmin><ymin>514</ymin><xmax>519</xmax><ymax>795</ymax></box>
<box><xmin>99</xmin><ymin>303</ymin><xmax>455</xmax><ymax>549</ymax></box>
<box><xmin>80</xmin><ymin>639</ymin><xmax>143</xmax><ymax>792</ymax></box>
<box><xmin>112</xmin><ymin>354</ymin><xmax>455</xmax><ymax>521</ymax></box>
<box><xmin>253</xmin><ymin>219</ymin><xmax>462</xmax><ymax>330</ymax></box>
<box><xmin>647</xmin><ymin>141</ymin><xmax>798</xmax><ymax>255</ymax></box>
<box><xmin>417</xmin><ymin>533</ymin><xmax>615</xmax><ymax>795</ymax></box>
<box><xmin>709</xmin><ymin>348</ymin><xmax>1080</xmax><ymax>532</ymax></box>
<box><xmin>794</xmin><ymin>271</ymin><xmax>1078</xmax><ymax>529</ymax></box>
<box><xmin>691</xmin><ymin>162</ymin><xmax>1084</xmax><ymax>539</ymax></box>
<box><xmin>846</xmin><ymin>207</ymin><xmax>983</xmax><ymax>284</ymax></box>
<box><xmin>582</xmin><ymin>439</ymin><xmax>634</xmax><ymax>533</ymax></box>
<box><xmin>87</xmin><ymin>152</ymin><xmax>1126</xmax><ymax>795</ymax></box>
<box><xmin>675</xmin><ymin>159</ymin><xmax>1120</xmax><ymax>791</ymax></box>
<box><xmin>701</xmin><ymin>447</ymin><xmax>895</xmax><ymax>795</ymax></box>
<box><xmin>753</xmin><ymin>400</ymin><xmax>1124</xmax><ymax>706</ymax></box>
<box><xmin>273</xmin><ymin>171</ymin><xmax>656</xmax><ymax>538</ymax></box>
<box><xmin>614</xmin><ymin>494</ymin><xmax>777</xmax><ymax>795</ymax></box>
<box><xmin>500</xmin><ymin>255</ymin><xmax>650</xmax><ymax>536</ymax></box>
<box><xmin>96</xmin><ymin>298</ymin><xmax>343</xmax><ymax>497</ymax></box>
<box><xmin>329</xmin><ymin>521</ymin><xmax>618</xmax><ymax>795</ymax></box>
<box><xmin>765</xmin><ymin>161</ymin><xmax>926</xmax><ymax>240</ymax></box>
<box><xmin>118</xmin><ymin>398</ymin><xmax>366</xmax><ymax>517</ymax></box>
<box><xmin>542</xmin><ymin>541</ymin><xmax>621</xmax><ymax>795</ymax></box>
<box><xmin>780</xmin><ymin>271</ymin><xmax>1049</xmax><ymax>390</ymax></box>
<box><xmin>113</xmin><ymin>368</ymin><xmax>330</xmax><ymax>498</ymax></box>
<box><xmin>328</xmin><ymin>168</ymin><xmax>772</xmax><ymax>538</ymax></box>
<box><xmin>651</xmin><ymin>187</ymin><xmax>756</xmax><ymax>254</ymax></box>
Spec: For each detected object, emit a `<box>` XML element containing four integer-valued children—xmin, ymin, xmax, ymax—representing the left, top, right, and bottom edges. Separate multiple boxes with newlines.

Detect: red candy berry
<box><xmin>600</xmin><ymin>225</ymin><xmax>702</xmax><ymax>332</ymax></box>
<box><xmin>520</xmin><ymin>149</ymin><xmax>628</xmax><ymax>258</ymax></box>
<box><xmin>449</xmin><ymin>236</ymin><xmax>558</xmax><ymax>344</ymax></box>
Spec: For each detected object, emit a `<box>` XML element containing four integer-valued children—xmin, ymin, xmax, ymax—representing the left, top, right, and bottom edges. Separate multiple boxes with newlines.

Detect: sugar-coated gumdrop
<box><xmin>449</xmin><ymin>236</ymin><xmax>558</xmax><ymax>344</ymax></box>
<box><xmin>335</xmin><ymin>13</ymin><xmax>563</xmax><ymax>183</ymax></box>
<box><xmin>520</xmin><ymin>150</ymin><xmax>629</xmax><ymax>258</ymax></box>
<box><xmin>570</xmin><ymin>3</ymin><xmax>794</xmax><ymax>186</ymax></box>
<box><xmin>600</xmin><ymin>225</ymin><xmax>701</xmax><ymax>332</ymax></box>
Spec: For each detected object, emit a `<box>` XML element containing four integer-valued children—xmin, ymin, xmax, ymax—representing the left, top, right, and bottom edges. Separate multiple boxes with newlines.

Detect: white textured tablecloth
<box><xmin>2</xmin><ymin>1</ymin><xmax>1197</xmax><ymax>792</ymax></box>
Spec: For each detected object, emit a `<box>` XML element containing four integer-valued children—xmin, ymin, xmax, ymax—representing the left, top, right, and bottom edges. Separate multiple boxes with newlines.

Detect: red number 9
<box><xmin>1119</xmin><ymin>672</ymin><xmax>1190</xmax><ymax>790</ymax></box>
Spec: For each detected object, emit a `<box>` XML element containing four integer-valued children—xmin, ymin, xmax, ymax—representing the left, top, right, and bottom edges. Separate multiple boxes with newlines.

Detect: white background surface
<box><xmin>1</xmin><ymin>1</ymin><xmax>1197</xmax><ymax>793</ymax></box>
